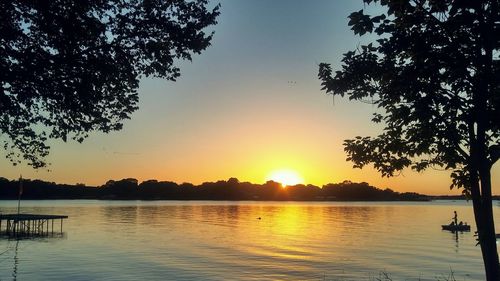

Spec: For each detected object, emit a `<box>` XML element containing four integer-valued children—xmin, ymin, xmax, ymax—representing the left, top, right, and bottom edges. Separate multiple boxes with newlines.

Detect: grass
<box><xmin>322</xmin><ymin>269</ymin><xmax>460</xmax><ymax>281</ymax></box>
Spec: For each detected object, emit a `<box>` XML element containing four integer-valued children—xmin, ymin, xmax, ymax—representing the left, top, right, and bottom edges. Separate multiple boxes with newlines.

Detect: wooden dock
<box><xmin>0</xmin><ymin>214</ymin><xmax>68</xmax><ymax>237</ymax></box>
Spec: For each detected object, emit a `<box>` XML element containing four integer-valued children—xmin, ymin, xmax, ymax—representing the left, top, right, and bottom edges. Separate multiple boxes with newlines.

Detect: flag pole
<box><xmin>17</xmin><ymin>175</ymin><xmax>23</xmax><ymax>215</ymax></box>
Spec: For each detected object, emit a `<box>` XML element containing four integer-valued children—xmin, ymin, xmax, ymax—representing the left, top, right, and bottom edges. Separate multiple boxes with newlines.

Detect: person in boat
<box><xmin>451</xmin><ymin>210</ymin><xmax>458</xmax><ymax>226</ymax></box>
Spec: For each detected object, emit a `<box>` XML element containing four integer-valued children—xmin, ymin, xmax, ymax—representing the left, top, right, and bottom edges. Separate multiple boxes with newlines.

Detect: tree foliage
<box><xmin>319</xmin><ymin>0</ymin><xmax>499</xmax><ymax>279</ymax></box>
<box><xmin>319</xmin><ymin>0</ymin><xmax>499</xmax><ymax>194</ymax></box>
<box><xmin>0</xmin><ymin>0</ymin><xmax>220</xmax><ymax>168</ymax></box>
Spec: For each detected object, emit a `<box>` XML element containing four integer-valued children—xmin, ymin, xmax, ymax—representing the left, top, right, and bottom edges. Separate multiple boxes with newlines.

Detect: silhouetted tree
<box><xmin>318</xmin><ymin>1</ymin><xmax>499</xmax><ymax>279</ymax></box>
<box><xmin>140</xmin><ymin>179</ymin><xmax>179</xmax><ymax>199</ymax></box>
<box><xmin>103</xmin><ymin>178</ymin><xmax>139</xmax><ymax>198</ymax></box>
<box><xmin>227</xmin><ymin>177</ymin><xmax>240</xmax><ymax>186</ymax></box>
<box><xmin>1</xmin><ymin>0</ymin><xmax>220</xmax><ymax>168</ymax></box>
<box><xmin>0</xmin><ymin>177</ymin><xmax>426</xmax><ymax>201</ymax></box>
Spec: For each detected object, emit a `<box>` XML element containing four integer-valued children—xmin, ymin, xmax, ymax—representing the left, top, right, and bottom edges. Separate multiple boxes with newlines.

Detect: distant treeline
<box><xmin>0</xmin><ymin>177</ymin><xmax>431</xmax><ymax>201</ymax></box>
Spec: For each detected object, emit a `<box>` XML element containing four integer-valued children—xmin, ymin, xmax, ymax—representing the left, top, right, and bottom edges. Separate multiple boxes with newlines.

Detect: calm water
<box><xmin>0</xmin><ymin>200</ymin><xmax>498</xmax><ymax>280</ymax></box>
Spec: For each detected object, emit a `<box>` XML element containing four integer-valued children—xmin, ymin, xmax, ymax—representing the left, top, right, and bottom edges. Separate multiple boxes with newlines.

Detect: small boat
<box><xmin>441</xmin><ymin>224</ymin><xmax>471</xmax><ymax>232</ymax></box>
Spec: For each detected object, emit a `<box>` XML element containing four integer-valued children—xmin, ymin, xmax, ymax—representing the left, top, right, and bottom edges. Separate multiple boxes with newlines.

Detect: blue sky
<box><xmin>1</xmin><ymin>0</ymin><xmax>498</xmax><ymax>195</ymax></box>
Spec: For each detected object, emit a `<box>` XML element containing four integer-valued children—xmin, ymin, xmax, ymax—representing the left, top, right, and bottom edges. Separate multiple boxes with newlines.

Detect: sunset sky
<box><xmin>1</xmin><ymin>0</ymin><xmax>498</xmax><ymax>195</ymax></box>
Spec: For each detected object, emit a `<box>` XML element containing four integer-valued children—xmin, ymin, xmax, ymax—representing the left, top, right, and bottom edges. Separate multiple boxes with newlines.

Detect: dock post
<box><xmin>60</xmin><ymin>218</ymin><xmax>63</xmax><ymax>234</ymax></box>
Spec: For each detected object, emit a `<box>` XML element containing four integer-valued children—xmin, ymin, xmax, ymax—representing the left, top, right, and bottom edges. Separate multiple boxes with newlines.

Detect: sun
<box><xmin>267</xmin><ymin>169</ymin><xmax>304</xmax><ymax>187</ymax></box>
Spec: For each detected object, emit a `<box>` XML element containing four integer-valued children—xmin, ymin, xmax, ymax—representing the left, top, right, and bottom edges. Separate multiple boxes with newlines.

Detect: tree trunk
<box><xmin>478</xmin><ymin>3</ymin><xmax>499</xmax><ymax>278</ymax></box>
<box><xmin>474</xmin><ymin>198</ymin><xmax>500</xmax><ymax>281</ymax></box>
<box><xmin>479</xmin><ymin>167</ymin><xmax>499</xmax><ymax>281</ymax></box>
<box><xmin>471</xmin><ymin>165</ymin><xmax>499</xmax><ymax>281</ymax></box>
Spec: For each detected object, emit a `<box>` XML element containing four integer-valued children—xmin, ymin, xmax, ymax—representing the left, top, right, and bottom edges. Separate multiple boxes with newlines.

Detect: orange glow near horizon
<box><xmin>266</xmin><ymin>169</ymin><xmax>304</xmax><ymax>187</ymax></box>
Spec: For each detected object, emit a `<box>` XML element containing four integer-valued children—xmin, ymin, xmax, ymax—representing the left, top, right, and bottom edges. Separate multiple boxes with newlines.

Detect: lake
<box><xmin>0</xmin><ymin>200</ymin><xmax>498</xmax><ymax>280</ymax></box>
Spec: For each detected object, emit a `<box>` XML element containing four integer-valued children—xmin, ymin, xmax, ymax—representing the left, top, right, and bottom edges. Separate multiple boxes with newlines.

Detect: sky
<box><xmin>1</xmin><ymin>0</ymin><xmax>498</xmax><ymax>195</ymax></box>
